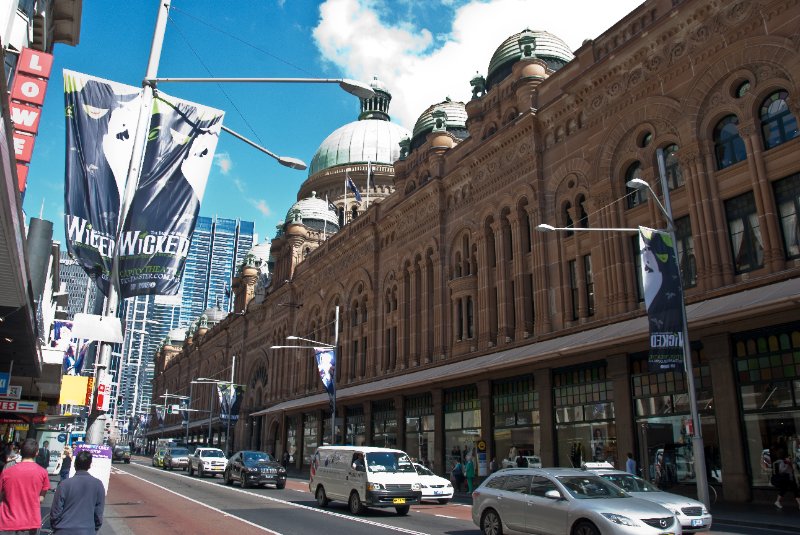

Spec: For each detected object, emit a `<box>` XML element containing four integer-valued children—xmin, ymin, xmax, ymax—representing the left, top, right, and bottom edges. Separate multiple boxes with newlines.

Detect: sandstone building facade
<box><xmin>151</xmin><ymin>0</ymin><xmax>800</xmax><ymax>503</ymax></box>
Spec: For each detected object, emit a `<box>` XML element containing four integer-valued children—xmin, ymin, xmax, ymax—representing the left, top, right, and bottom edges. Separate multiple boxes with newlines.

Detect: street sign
<box><xmin>0</xmin><ymin>400</ymin><xmax>38</xmax><ymax>413</ymax></box>
<box><xmin>0</xmin><ymin>385</ymin><xmax>22</xmax><ymax>400</ymax></box>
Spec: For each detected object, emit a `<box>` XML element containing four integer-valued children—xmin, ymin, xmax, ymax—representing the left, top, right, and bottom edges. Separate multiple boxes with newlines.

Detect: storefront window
<box><xmin>444</xmin><ymin>386</ymin><xmax>481</xmax><ymax>475</ymax></box>
<box><xmin>406</xmin><ymin>393</ymin><xmax>435</xmax><ymax>470</ymax></box>
<box><xmin>493</xmin><ymin>375</ymin><xmax>540</xmax><ymax>468</ymax></box>
<box><xmin>302</xmin><ymin>413</ymin><xmax>319</xmax><ymax>466</ymax></box>
<box><xmin>735</xmin><ymin>324</ymin><xmax>800</xmax><ymax>487</ymax></box>
<box><xmin>286</xmin><ymin>416</ymin><xmax>298</xmax><ymax>464</ymax></box>
<box><xmin>345</xmin><ymin>406</ymin><xmax>366</xmax><ymax>446</ymax></box>
<box><xmin>553</xmin><ymin>363</ymin><xmax>617</xmax><ymax>468</ymax></box>
<box><xmin>372</xmin><ymin>399</ymin><xmax>397</xmax><ymax>448</ymax></box>
<box><xmin>631</xmin><ymin>348</ymin><xmax>719</xmax><ymax>489</ymax></box>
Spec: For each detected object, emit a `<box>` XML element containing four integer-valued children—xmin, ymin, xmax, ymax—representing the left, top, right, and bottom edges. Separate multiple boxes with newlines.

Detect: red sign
<box><xmin>85</xmin><ymin>377</ymin><xmax>95</xmax><ymax>407</ymax></box>
<box><xmin>96</xmin><ymin>382</ymin><xmax>108</xmax><ymax>412</ymax></box>
<box><xmin>8</xmin><ymin>47</ymin><xmax>53</xmax><ymax>193</ymax></box>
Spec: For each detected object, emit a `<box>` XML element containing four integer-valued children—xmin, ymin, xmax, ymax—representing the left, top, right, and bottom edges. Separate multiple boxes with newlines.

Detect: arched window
<box><xmin>662</xmin><ymin>144</ymin><xmax>683</xmax><ymax>190</ymax></box>
<box><xmin>563</xmin><ymin>201</ymin><xmax>574</xmax><ymax>236</ymax></box>
<box><xmin>760</xmin><ymin>90</ymin><xmax>799</xmax><ymax>150</ymax></box>
<box><xmin>714</xmin><ymin>115</ymin><xmax>747</xmax><ymax>169</ymax></box>
<box><xmin>577</xmin><ymin>195</ymin><xmax>589</xmax><ymax>228</ymax></box>
<box><xmin>625</xmin><ymin>162</ymin><xmax>646</xmax><ymax>209</ymax></box>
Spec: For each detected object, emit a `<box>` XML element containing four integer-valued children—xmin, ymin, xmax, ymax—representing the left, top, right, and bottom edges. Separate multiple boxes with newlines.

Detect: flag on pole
<box><xmin>639</xmin><ymin>226</ymin><xmax>686</xmax><ymax>372</ymax></box>
<box><xmin>346</xmin><ymin>173</ymin><xmax>362</xmax><ymax>202</ymax></box>
<box><xmin>367</xmin><ymin>160</ymin><xmax>375</xmax><ymax>189</ymax></box>
<box><xmin>314</xmin><ymin>347</ymin><xmax>336</xmax><ymax>411</ymax></box>
<box><xmin>156</xmin><ymin>406</ymin><xmax>165</xmax><ymax>428</ymax></box>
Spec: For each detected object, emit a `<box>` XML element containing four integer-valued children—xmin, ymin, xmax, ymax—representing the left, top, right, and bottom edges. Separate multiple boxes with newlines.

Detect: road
<box><xmin>103</xmin><ymin>458</ymin><xmax>797</xmax><ymax>535</ymax></box>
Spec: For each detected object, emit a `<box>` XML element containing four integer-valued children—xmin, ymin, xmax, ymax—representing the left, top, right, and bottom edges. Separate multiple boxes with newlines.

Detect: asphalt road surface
<box><xmin>107</xmin><ymin>458</ymin><xmax>797</xmax><ymax>535</ymax></box>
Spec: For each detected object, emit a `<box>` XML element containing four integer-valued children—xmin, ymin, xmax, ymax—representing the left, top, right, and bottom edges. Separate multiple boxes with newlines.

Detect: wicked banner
<box><xmin>217</xmin><ymin>383</ymin><xmax>245</xmax><ymax>422</ymax></box>
<box><xmin>639</xmin><ymin>227</ymin><xmax>686</xmax><ymax>372</ymax></box>
<box><xmin>63</xmin><ymin>70</ymin><xmax>224</xmax><ymax>298</ymax></box>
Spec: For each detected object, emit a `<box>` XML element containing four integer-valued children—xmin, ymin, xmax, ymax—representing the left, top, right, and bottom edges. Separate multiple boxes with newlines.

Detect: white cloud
<box><xmin>231</xmin><ymin>177</ymin><xmax>245</xmax><ymax>193</ymax></box>
<box><xmin>250</xmin><ymin>199</ymin><xmax>272</xmax><ymax>216</ymax></box>
<box><xmin>314</xmin><ymin>0</ymin><xmax>642</xmax><ymax>129</ymax></box>
<box><xmin>214</xmin><ymin>152</ymin><xmax>233</xmax><ymax>175</ymax></box>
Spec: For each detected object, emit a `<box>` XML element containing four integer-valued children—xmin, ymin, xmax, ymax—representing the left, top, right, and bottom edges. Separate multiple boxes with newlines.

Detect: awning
<box><xmin>250</xmin><ymin>277</ymin><xmax>800</xmax><ymax>418</ymax></box>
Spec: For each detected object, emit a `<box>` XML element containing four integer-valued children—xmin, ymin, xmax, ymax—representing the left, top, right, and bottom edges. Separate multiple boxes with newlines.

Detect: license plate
<box><xmin>392</xmin><ymin>498</ymin><xmax>406</xmax><ymax>504</ymax></box>
<box><xmin>433</xmin><ymin>491</ymin><xmax>443</xmax><ymax>495</ymax></box>
<box><xmin>691</xmin><ymin>519</ymin><xmax>704</xmax><ymax>527</ymax></box>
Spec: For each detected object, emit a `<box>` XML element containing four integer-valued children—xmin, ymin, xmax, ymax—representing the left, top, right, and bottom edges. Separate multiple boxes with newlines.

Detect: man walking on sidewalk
<box><xmin>49</xmin><ymin>450</ymin><xmax>105</xmax><ymax>534</ymax></box>
<box><xmin>0</xmin><ymin>438</ymin><xmax>50</xmax><ymax>535</ymax></box>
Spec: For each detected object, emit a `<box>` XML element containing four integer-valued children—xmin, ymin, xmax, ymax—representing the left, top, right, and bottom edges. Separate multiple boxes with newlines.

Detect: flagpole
<box><xmin>86</xmin><ymin>0</ymin><xmax>171</xmax><ymax>446</ymax></box>
<box><xmin>225</xmin><ymin>355</ymin><xmax>235</xmax><ymax>455</ymax></box>
<box><xmin>365</xmin><ymin>161</ymin><xmax>370</xmax><ymax>209</ymax></box>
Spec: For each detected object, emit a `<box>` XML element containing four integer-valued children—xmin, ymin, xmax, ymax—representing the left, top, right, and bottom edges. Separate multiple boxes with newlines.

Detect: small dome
<box><xmin>410</xmin><ymin>98</ymin><xmax>468</xmax><ymax>152</ymax></box>
<box><xmin>249</xmin><ymin>240</ymin><xmax>271</xmax><ymax>266</ymax></box>
<box><xmin>285</xmin><ymin>192</ymin><xmax>340</xmax><ymax>234</ymax></box>
<box><xmin>486</xmin><ymin>29</ymin><xmax>573</xmax><ymax>89</ymax></box>
<box><xmin>308</xmin><ymin>120</ymin><xmax>410</xmax><ymax>176</ymax></box>
<box><xmin>203</xmin><ymin>307</ymin><xmax>227</xmax><ymax>324</ymax></box>
<box><xmin>166</xmin><ymin>328</ymin><xmax>185</xmax><ymax>345</ymax></box>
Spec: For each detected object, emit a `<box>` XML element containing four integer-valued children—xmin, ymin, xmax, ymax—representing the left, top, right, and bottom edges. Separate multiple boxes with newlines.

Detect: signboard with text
<box><xmin>0</xmin><ymin>385</ymin><xmax>22</xmax><ymax>400</ymax></box>
<box><xmin>0</xmin><ymin>400</ymin><xmax>38</xmax><ymax>413</ymax></box>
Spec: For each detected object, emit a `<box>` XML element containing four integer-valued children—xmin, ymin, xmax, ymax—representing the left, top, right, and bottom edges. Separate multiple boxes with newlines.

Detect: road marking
<box><xmin>119</xmin><ymin>468</ymin><xmax>282</xmax><ymax>534</ymax></box>
<box><xmin>126</xmin><ymin>462</ymin><xmax>435</xmax><ymax>535</ymax></box>
<box><xmin>434</xmin><ymin>514</ymin><xmax>456</xmax><ymax>519</ymax></box>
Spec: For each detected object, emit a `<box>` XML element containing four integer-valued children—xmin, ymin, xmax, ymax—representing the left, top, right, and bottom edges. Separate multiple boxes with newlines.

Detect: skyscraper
<box><xmin>58</xmin><ymin>251</ymin><xmax>99</xmax><ymax>320</ymax></box>
<box><xmin>179</xmin><ymin>216</ymin><xmax>255</xmax><ymax>327</ymax></box>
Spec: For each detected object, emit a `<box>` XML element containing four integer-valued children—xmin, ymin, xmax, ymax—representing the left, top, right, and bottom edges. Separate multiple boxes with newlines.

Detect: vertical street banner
<box><xmin>639</xmin><ymin>227</ymin><xmax>686</xmax><ymax>372</ymax></box>
<box><xmin>64</xmin><ymin>70</ymin><xmax>224</xmax><ymax>298</ymax></box>
<box><xmin>179</xmin><ymin>398</ymin><xmax>189</xmax><ymax>426</ymax></box>
<box><xmin>119</xmin><ymin>94</ymin><xmax>224</xmax><ymax>298</ymax></box>
<box><xmin>314</xmin><ymin>348</ymin><xmax>336</xmax><ymax>412</ymax></box>
<box><xmin>63</xmin><ymin>70</ymin><xmax>143</xmax><ymax>297</ymax></box>
<box><xmin>156</xmin><ymin>406</ymin><xmax>165</xmax><ymax>428</ymax></box>
<box><xmin>217</xmin><ymin>384</ymin><xmax>245</xmax><ymax>422</ymax></box>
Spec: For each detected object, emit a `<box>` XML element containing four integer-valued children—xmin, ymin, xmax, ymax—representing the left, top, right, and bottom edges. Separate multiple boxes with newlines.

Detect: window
<box><xmin>675</xmin><ymin>216</ymin><xmax>697</xmax><ymax>288</ymax></box>
<box><xmin>577</xmin><ymin>196</ymin><xmax>589</xmax><ymax>228</ymax></box>
<box><xmin>569</xmin><ymin>260</ymin><xmax>578</xmax><ymax>321</ymax></box>
<box><xmin>584</xmin><ymin>254</ymin><xmax>594</xmax><ymax>317</ymax></box>
<box><xmin>662</xmin><ymin>144</ymin><xmax>683</xmax><ymax>190</ymax></box>
<box><xmin>735</xmin><ymin>81</ymin><xmax>751</xmax><ymax>98</ymax></box>
<box><xmin>760</xmin><ymin>91</ymin><xmax>799</xmax><ymax>150</ymax></box>
<box><xmin>773</xmin><ymin>173</ymin><xmax>800</xmax><ymax>259</ymax></box>
<box><xmin>725</xmin><ymin>192</ymin><xmax>764</xmax><ymax>273</ymax></box>
<box><xmin>639</xmin><ymin>132</ymin><xmax>653</xmax><ymax>148</ymax></box>
<box><xmin>625</xmin><ymin>162</ymin><xmax>647</xmax><ymax>209</ymax></box>
<box><xmin>714</xmin><ymin>115</ymin><xmax>747</xmax><ymax>170</ymax></box>
<box><xmin>504</xmin><ymin>474</ymin><xmax>532</xmax><ymax>494</ymax></box>
<box><xmin>564</xmin><ymin>202</ymin><xmax>574</xmax><ymax>236</ymax></box>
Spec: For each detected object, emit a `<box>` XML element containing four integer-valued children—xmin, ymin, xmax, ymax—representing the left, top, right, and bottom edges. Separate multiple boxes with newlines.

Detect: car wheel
<box><xmin>348</xmin><ymin>491</ymin><xmax>365</xmax><ymax>515</ymax></box>
<box><xmin>241</xmin><ymin>475</ymin><xmax>250</xmax><ymax>489</ymax></box>
<box><xmin>315</xmin><ymin>486</ymin><xmax>329</xmax><ymax>507</ymax></box>
<box><xmin>224</xmin><ymin>471</ymin><xmax>232</xmax><ymax>486</ymax></box>
<box><xmin>276</xmin><ymin>482</ymin><xmax>286</xmax><ymax>490</ymax></box>
<box><xmin>162</xmin><ymin>462</ymin><xmax>167</xmax><ymax>470</ymax></box>
<box><xmin>481</xmin><ymin>509</ymin><xmax>503</xmax><ymax>535</ymax></box>
<box><xmin>188</xmin><ymin>464</ymin><xmax>194</xmax><ymax>476</ymax></box>
<box><xmin>125</xmin><ymin>460</ymin><xmax>130</xmax><ymax>464</ymax></box>
<box><xmin>437</xmin><ymin>499</ymin><xmax>450</xmax><ymax>504</ymax></box>
<box><xmin>572</xmin><ymin>520</ymin><xmax>600</xmax><ymax>535</ymax></box>
<box><xmin>198</xmin><ymin>466</ymin><xmax>205</xmax><ymax>478</ymax></box>
<box><xmin>395</xmin><ymin>505</ymin><xmax>410</xmax><ymax>516</ymax></box>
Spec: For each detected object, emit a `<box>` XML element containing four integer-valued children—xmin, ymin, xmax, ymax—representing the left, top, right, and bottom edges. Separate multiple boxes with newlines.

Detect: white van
<box><xmin>309</xmin><ymin>445</ymin><xmax>422</xmax><ymax>515</ymax></box>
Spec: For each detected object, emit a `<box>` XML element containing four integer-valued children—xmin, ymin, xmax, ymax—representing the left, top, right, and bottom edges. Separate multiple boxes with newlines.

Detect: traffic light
<box><xmin>166</xmin><ymin>405</ymin><xmax>173</xmax><ymax>414</ymax></box>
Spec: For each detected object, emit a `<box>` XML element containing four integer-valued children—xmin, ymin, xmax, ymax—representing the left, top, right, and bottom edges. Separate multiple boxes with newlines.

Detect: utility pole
<box><xmin>225</xmin><ymin>355</ymin><xmax>235</xmax><ymax>455</ymax></box>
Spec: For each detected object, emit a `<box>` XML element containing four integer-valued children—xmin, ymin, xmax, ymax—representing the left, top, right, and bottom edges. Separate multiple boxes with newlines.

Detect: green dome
<box><xmin>410</xmin><ymin>98</ymin><xmax>468</xmax><ymax>152</ymax></box>
<box><xmin>486</xmin><ymin>29</ymin><xmax>573</xmax><ymax>89</ymax></box>
<box><xmin>308</xmin><ymin>76</ymin><xmax>411</xmax><ymax>177</ymax></box>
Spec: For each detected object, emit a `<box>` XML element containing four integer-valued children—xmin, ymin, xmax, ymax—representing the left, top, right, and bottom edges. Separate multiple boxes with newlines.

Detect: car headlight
<box><xmin>411</xmin><ymin>483</ymin><xmax>421</xmax><ymax>491</ymax></box>
<box><xmin>420</xmin><ymin>483</ymin><xmax>430</xmax><ymax>488</ymax></box>
<box><xmin>701</xmin><ymin>506</ymin><xmax>709</xmax><ymax>515</ymax></box>
<box><xmin>600</xmin><ymin>513</ymin><xmax>640</xmax><ymax>527</ymax></box>
<box><xmin>367</xmin><ymin>483</ymin><xmax>384</xmax><ymax>491</ymax></box>
<box><xmin>278</xmin><ymin>467</ymin><xmax>286</xmax><ymax>474</ymax></box>
<box><xmin>445</xmin><ymin>482</ymin><xmax>453</xmax><ymax>488</ymax></box>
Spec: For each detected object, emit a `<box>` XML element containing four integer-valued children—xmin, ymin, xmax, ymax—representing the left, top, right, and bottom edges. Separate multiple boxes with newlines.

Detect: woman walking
<box><xmin>773</xmin><ymin>452</ymin><xmax>800</xmax><ymax>509</ymax></box>
<box><xmin>59</xmin><ymin>447</ymin><xmax>72</xmax><ymax>483</ymax></box>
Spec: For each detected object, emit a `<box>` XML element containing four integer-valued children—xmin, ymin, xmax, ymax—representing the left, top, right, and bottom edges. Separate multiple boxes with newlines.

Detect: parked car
<box><xmin>112</xmin><ymin>445</ymin><xmax>131</xmax><ymax>464</ymax></box>
<box><xmin>413</xmin><ymin>462</ymin><xmax>453</xmax><ymax>504</ymax></box>
<box><xmin>152</xmin><ymin>448</ymin><xmax>167</xmax><ymax>467</ymax></box>
<box><xmin>586</xmin><ymin>463</ymin><xmax>711</xmax><ymax>532</ymax></box>
<box><xmin>472</xmin><ymin>467</ymin><xmax>682</xmax><ymax>535</ymax></box>
<box><xmin>223</xmin><ymin>450</ymin><xmax>287</xmax><ymax>489</ymax></box>
<box><xmin>162</xmin><ymin>446</ymin><xmax>191</xmax><ymax>471</ymax></box>
<box><xmin>188</xmin><ymin>447</ymin><xmax>226</xmax><ymax>477</ymax></box>
<box><xmin>501</xmin><ymin>454</ymin><xmax>543</xmax><ymax>469</ymax></box>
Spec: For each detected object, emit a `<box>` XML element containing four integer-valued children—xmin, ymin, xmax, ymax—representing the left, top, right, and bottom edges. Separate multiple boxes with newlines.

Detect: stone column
<box><xmin>530</xmin><ymin>209</ymin><xmax>552</xmax><ymax>333</ymax></box>
<box><xmin>432</xmin><ymin>388</ymin><xmax>444</xmax><ymax>475</ymax></box>
<box><xmin>701</xmin><ymin>150</ymin><xmax>735</xmax><ymax>285</ymax></box>
<box><xmin>478</xmin><ymin>379</ymin><xmax>492</xmax><ymax>476</ymax></box>
<box><xmin>363</xmin><ymin>400</ymin><xmax>373</xmax><ymax>446</ymax></box>
<box><xmin>432</xmin><ymin>252</ymin><xmax>445</xmax><ymax>359</ymax></box>
<box><xmin>744</xmin><ymin>127</ymin><xmax>784</xmax><ymax>271</ymax></box>
<box><xmin>394</xmin><ymin>395</ymin><xmax>406</xmax><ymax>452</ymax></box>
<box><xmin>409</xmin><ymin>262</ymin><xmax>420</xmax><ymax>366</ymax></box>
<box><xmin>704</xmin><ymin>333</ymin><xmax>750</xmax><ymax>502</ymax></box>
<box><xmin>607</xmin><ymin>354</ymin><xmax>634</xmax><ymax>470</ymax></box>
<box><xmin>535</xmin><ymin>368</ymin><xmax>554</xmax><ymax>467</ymax></box>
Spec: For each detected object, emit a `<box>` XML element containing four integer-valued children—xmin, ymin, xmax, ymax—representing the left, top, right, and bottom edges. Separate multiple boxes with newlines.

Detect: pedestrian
<box><xmin>516</xmin><ymin>453</ymin><xmax>528</xmax><ymax>467</ymax></box>
<box><xmin>772</xmin><ymin>452</ymin><xmax>800</xmax><ymax>509</ymax></box>
<box><xmin>451</xmin><ymin>460</ymin><xmax>465</xmax><ymax>492</ymax></box>
<box><xmin>465</xmin><ymin>456</ymin><xmax>475</xmax><ymax>493</ymax></box>
<box><xmin>0</xmin><ymin>438</ymin><xmax>50</xmax><ymax>534</ymax></box>
<box><xmin>35</xmin><ymin>440</ymin><xmax>50</xmax><ymax>470</ymax></box>
<box><xmin>626</xmin><ymin>452</ymin><xmax>637</xmax><ymax>475</ymax></box>
<box><xmin>59</xmin><ymin>447</ymin><xmax>73</xmax><ymax>482</ymax></box>
<box><xmin>50</xmin><ymin>449</ymin><xmax>105</xmax><ymax>534</ymax></box>
<box><xmin>489</xmin><ymin>457</ymin><xmax>498</xmax><ymax>474</ymax></box>
<box><xmin>282</xmin><ymin>450</ymin><xmax>290</xmax><ymax>469</ymax></box>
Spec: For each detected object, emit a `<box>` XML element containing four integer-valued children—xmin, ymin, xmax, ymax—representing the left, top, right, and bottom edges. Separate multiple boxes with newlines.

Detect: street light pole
<box><xmin>186</xmin><ymin>380</ymin><xmax>193</xmax><ymax>446</ymax></box>
<box><xmin>225</xmin><ymin>355</ymin><xmax>236</xmax><ymax>455</ymax></box>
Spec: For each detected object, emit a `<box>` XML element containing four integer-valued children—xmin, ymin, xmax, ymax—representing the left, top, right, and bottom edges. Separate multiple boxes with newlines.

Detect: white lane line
<box><xmin>127</xmin><ymin>462</ymin><xmax>434</xmax><ymax>535</ymax></box>
<box><xmin>434</xmin><ymin>514</ymin><xmax>456</xmax><ymax>519</ymax></box>
<box><xmin>119</xmin><ymin>468</ymin><xmax>282</xmax><ymax>534</ymax></box>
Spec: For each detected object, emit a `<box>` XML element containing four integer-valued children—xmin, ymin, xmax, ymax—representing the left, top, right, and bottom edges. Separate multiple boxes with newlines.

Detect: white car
<box><xmin>587</xmin><ymin>463</ymin><xmax>711</xmax><ymax>532</ymax></box>
<box><xmin>413</xmin><ymin>463</ymin><xmax>453</xmax><ymax>504</ymax></box>
<box><xmin>188</xmin><ymin>447</ymin><xmax>227</xmax><ymax>477</ymax></box>
<box><xmin>501</xmin><ymin>455</ymin><xmax>542</xmax><ymax>468</ymax></box>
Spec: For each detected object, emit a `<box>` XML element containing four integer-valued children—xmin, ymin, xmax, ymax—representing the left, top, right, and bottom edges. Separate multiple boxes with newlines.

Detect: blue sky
<box><xmin>23</xmin><ymin>0</ymin><xmax>641</xmax><ymax>246</ymax></box>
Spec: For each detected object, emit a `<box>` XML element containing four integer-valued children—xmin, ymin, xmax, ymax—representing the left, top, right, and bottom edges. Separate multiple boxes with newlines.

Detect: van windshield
<box><xmin>365</xmin><ymin>452</ymin><xmax>415</xmax><ymax>473</ymax></box>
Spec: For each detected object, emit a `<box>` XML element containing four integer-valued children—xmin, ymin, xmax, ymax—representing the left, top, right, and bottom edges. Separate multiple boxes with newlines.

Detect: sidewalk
<box><xmin>40</xmin><ymin>473</ymin><xmax>133</xmax><ymax>535</ymax></box>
